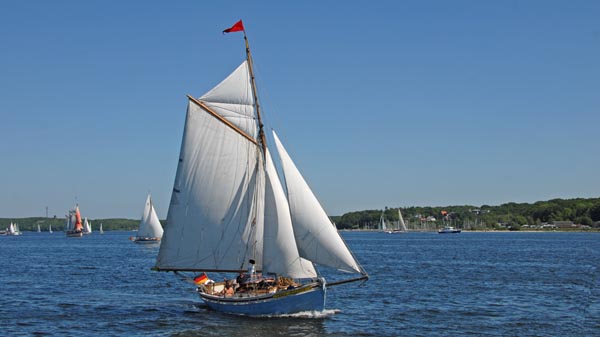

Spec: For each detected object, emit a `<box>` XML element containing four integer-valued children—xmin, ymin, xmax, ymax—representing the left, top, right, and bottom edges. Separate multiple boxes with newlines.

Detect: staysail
<box><xmin>263</xmin><ymin>148</ymin><xmax>317</xmax><ymax>279</ymax></box>
<box><xmin>272</xmin><ymin>131</ymin><xmax>363</xmax><ymax>274</ymax></box>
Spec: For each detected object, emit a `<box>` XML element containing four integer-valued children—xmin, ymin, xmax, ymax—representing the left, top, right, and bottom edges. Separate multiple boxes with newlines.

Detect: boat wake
<box><xmin>261</xmin><ymin>309</ymin><xmax>340</xmax><ymax>319</ymax></box>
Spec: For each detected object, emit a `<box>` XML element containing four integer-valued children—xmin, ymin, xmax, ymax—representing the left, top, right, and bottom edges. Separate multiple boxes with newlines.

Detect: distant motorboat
<box><xmin>438</xmin><ymin>226</ymin><xmax>461</xmax><ymax>234</ymax></box>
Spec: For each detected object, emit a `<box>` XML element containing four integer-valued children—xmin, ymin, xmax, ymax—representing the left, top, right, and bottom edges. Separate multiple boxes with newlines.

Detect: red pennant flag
<box><xmin>223</xmin><ymin>20</ymin><xmax>244</xmax><ymax>33</ymax></box>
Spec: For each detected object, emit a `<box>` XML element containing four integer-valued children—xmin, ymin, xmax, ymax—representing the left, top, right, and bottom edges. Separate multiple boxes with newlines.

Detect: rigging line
<box><xmin>187</xmin><ymin>95</ymin><xmax>258</xmax><ymax>146</ymax></box>
<box><xmin>325</xmin><ymin>275</ymin><xmax>369</xmax><ymax>288</ymax></box>
<box><xmin>243</xmin><ymin>32</ymin><xmax>267</xmax><ymax>156</ymax></box>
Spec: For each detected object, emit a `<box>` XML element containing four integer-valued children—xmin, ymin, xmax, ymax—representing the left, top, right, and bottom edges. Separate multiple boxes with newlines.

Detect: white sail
<box><xmin>263</xmin><ymin>149</ymin><xmax>317</xmax><ymax>279</ymax></box>
<box><xmin>37</xmin><ymin>224</ymin><xmax>41</xmax><ymax>232</ymax></box>
<box><xmin>84</xmin><ymin>218</ymin><xmax>91</xmax><ymax>233</ymax></box>
<box><xmin>199</xmin><ymin>61</ymin><xmax>257</xmax><ymax>139</ymax></box>
<box><xmin>49</xmin><ymin>224</ymin><xmax>53</xmax><ymax>233</ymax></box>
<box><xmin>99</xmin><ymin>223</ymin><xmax>103</xmax><ymax>234</ymax></box>
<box><xmin>399</xmin><ymin>209</ymin><xmax>408</xmax><ymax>231</ymax></box>
<box><xmin>380</xmin><ymin>212</ymin><xmax>387</xmax><ymax>230</ymax></box>
<box><xmin>156</xmin><ymin>62</ymin><xmax>264</xmax><ymax>272</ymax></box>
<box><xmin>138</xmin><ymin>194</ymin><xmax>164</xmax><ymax>238</ymax></box>
<box><xmin>272</xmin><ymin>131</ymin><xmax>362</xmax><ymax>274</ymax></box>
<box><xmin>69</xmin><ymin>213</ymin><xmax>77</xmax><ymax>230</ymax></box>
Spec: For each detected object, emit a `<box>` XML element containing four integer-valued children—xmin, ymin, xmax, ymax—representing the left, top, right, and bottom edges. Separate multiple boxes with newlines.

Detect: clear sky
<box><xmin>1</xmin><ymin>1</ymin><xmax>599</xmax><ymax>219</ymax></box>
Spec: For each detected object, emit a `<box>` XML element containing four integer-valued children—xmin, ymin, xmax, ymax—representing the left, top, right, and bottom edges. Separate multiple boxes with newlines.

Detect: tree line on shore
<box><xmin>0</xmin><ymin>218</ymin><xmax>144</xmax><ymax>232</ymax></box>
<box><xmin>2</xmin><ymin>197</ymin><xmax>599</xmax><ymax>232</ymax></box>
<box><xmin>331</xmin><ymin>197</ymin><xmax>600</xmax><ymax>230</ymax></box>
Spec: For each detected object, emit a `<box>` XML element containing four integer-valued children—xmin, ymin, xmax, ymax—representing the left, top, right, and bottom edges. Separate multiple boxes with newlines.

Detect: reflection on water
<box><xmin>173</xmin><ymin>309</ymin><xmax>330</xmax><ymax>337</ymax></box>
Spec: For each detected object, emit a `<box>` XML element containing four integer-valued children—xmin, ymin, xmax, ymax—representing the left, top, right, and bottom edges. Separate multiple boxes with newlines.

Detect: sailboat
<box><xmin>132</xmin><ymin>194</ymin><xmax>163</xmax><ymax>243</ymax></box>
<box><xmin>379</xmin><ymin>211</ymin><xmax>387</xmax><ymax>232</ymax></box>
<box><xmin>99</xmin><ymin>223</ymin><xmax>104</xmax><ymax>234</ymax></box>
<box><xmin>388</xmin><ymin>209</ymin><xmax>408</xmax><ymax>234</ymax></box>
<box><xmin>153</xmin><ymin>21</ymin><xmax>368</xmax><ymax>316</ymax></box>
<box><xmin>66</xmin><ymin>205</ymin><xmax>84</xmax><ymax>237</ymax></box>
<box><xmin>5</xmin><ymin>222</ymin><xmax>22</xmax><ymax>236</ymax></box>
<box><xmin>83</xmin><ymin>218</ymin><xmax>92</xmax><ymax>235</ymax></box>
<box><xmin>49</xmin><ymin>224</ymin><xmax>53</xmax><ymax>234</ymax></box>
<box><xmin>37</xmin><ymin>224</ymin><xmax>41</xmax><ymax>233</ymax></box>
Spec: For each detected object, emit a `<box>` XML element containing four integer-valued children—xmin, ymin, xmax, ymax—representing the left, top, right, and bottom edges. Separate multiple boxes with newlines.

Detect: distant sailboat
<box><xmin>388</xmin><ymin>209</ymin><xmax>408</xmax><ymax>234</ymax></box>
<box><xmin>49</xmin><ymin>224</ymin><xmax>53</xmax><ymax>234</ymax></box>
<box><xmin>66</xmin><ymin>205</ymin><xmax>84</xmax><ymax>237</ymax></box>
<box><xmin>37</xmin><ymin>224</ymin><xmax>41</xmax><ymax>233</ymax></box>
<box><xmin>132</xmin><ymin>194</ymin><xmax>163</xmax><ymax>243</ymax></box>
<box><xmin>153</xmin><ymin>21</ymin><xmax>368</xmax><ymax>316</ymax></box>
<box><xmin>99</xmin><ymin>223</ymin><xmax>104</xmax><ymax>234</ymax></box>
<box><xmin>83</xmin><ymin>218</ymin><xmax>92</xmax><ymax>235</ymax></box>
<box><xmin>379</xmin><ymin>211</ymin><xmax>387</xmax><ymax>231</ymax></box>
<box><xmin>5</xmin><ymin>222</ymin><xmax>22</xmax><ymax>236</ymax></box>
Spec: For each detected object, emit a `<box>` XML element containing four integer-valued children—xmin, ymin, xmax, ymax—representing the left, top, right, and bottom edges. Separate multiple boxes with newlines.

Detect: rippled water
<box><xmin>1</xmin><ymin>231</ymin><xmax>598</xmax><ymax>336</ymax></box>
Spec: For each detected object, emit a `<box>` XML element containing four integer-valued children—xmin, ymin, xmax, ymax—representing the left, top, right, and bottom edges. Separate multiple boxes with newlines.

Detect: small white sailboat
<box><xmin>37</xmin><ymin>224</ymin><xmax>41</xmax><ymax>233</ymax></box>
<box><xmin>379</xmin><ymin>211</ymin><xmax>387</xmax><ymax>231</ymax></box>
<box><xmin>131</xmin><ymin>194</ymin><xmax>163</xmax><ymax>243</ymax></box>
<box><xmin>49</xmin><ymin>224</ymin><xmax>53</xmax><ymax>234</ymax></box>
<box><xmin>6</xmin><ymin>222</ymin><xmax>22</xmax><ymax>236</ymax></box>
<box><xmin>388</xmin><ymin>209</ymin><xmax>408</xmax><ymax>234</ymax></box>
<box><xmin>99</xmin><ymin>223</ymin><xmax>104</xmax><ymax>234</ymax></box>
<box><xmin>66</xmin><ymin>205</ymin><xmax>84</xmax><ymax>237</ymax></box>
<box><xmin>83</xmin><ymin>218</ymin><xmax>92</xmax><ymax>235</ymax></box>
<box><xmin>153</xmin><ymin>21</ymin><xmax>368</xmax><ymax>316</ymax></box>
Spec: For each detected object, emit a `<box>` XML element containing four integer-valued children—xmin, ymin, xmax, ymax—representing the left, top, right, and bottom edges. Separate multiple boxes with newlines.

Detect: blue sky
<box><xmin>1</xmin><ymin>1</ymin><xmax>599</xmax><ymax>219</ymax></box>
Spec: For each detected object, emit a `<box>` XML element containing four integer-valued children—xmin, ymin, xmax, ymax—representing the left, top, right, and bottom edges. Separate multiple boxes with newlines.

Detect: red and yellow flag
<box><xmin>194</xmin><ymin>273</ymin><xmax>209</xmax><ymax>285</ymax></box>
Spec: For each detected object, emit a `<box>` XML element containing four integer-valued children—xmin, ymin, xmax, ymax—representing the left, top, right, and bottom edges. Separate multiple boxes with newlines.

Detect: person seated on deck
<box><xmin>236</xmin><ymin>272</ymin><xmax>245</xmax><ymax>285</ymax></box>
<box><xmin>221</xmin><ymin>280</ymin><xmax>234</xmax><ymax>297</ymax></box>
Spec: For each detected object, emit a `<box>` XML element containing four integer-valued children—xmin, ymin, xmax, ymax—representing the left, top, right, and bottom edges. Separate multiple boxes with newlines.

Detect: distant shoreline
<box><xmin>340</xmin><ymin>229</ymin><xmax>599</xmax><ymax>233</ymax></box>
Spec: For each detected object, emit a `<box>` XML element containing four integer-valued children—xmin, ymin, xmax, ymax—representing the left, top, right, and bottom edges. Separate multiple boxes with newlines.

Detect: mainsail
<box><xmin>156</xmin><ymin>60</ymin><xmax>264</xmax><ymax>272</ymax></box>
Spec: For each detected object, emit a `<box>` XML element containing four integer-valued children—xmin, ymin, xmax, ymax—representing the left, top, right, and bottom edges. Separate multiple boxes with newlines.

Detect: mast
<box><xmin>243</xmin><ymin>30</ymin><xmax>267</xmax><ymax>156</ymax></box>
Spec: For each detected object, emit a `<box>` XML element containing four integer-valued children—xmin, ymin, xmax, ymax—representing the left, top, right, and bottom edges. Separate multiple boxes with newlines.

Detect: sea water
<box><xmin>1</xmin><ymin>231</ymin><xmax>598</xmax><ymax>336</ymax></box>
